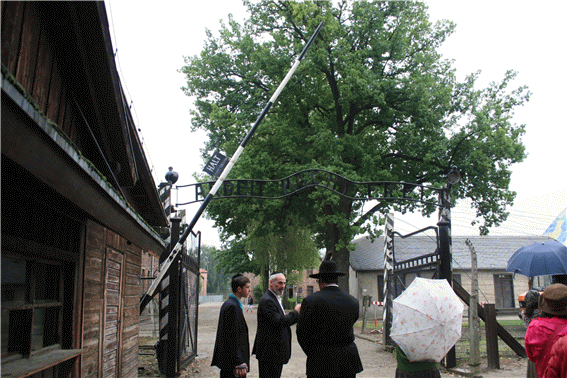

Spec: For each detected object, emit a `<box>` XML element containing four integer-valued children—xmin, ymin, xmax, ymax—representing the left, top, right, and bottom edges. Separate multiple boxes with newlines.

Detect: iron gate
<box><xmin>391</xmin><ymin>226</ymin><xmax>441</xmax><ymax>298</ymax></box>
<box><xmin>383</xmin><ymin>225</ymin><xmax>441</xmax><ymax>347</ymax></box>
<box><xmin>153</xmin><ymin>220</ymin><xmax>201</xmax><ymax>376</ymax></box>
<box><xmin>177</xmin><ymin>233</ymin><xmax>200</xmax><ymax>370</ymax></box>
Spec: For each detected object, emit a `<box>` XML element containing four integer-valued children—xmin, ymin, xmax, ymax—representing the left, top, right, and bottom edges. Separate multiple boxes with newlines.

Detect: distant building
<box><xmin>350</xmin><ymin>234</ymin><xmax>550</xmax><ymax>313</ymax></box>
<box><xmin>200</xmin><ymin>268</ymin><xmax>208</xmax><ymax>296</ymax></box>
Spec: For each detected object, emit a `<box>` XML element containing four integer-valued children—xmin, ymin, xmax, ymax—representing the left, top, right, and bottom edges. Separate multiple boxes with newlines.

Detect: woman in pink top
<box><xmin>525</xmin><ymin>284</ymin><xmax>567</xmax><ymax>378</ymax></box>
<box><xmin>544</xmin><ymin>327</ymin><xmax>567</xmax><ymax>378</ymax></box>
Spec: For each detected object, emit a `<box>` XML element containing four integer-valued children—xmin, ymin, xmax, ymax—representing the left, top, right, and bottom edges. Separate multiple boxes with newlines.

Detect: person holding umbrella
<box><xmin>390</xmin><ymin>278</ymin><xmax>463</xmax><ymax>378</ymax></box>
<box><xmin>525</xmin><ymin>284</ymin><xmax>567</xmax><ymax>378</ymax></box>
<box><xmin>521</xmin><ymin>289</ymin><xmax>541</xmax><ymax>378</ymax></box>
<box><xmin>394</xmin><ymin>346</ymin><xmax>441</xmax><ymax>378</ymax></box>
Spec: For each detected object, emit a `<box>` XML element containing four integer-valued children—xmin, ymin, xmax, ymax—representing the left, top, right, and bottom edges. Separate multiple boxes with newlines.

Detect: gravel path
<box><xmin>177</xmin><ymin>302</ymin><xmax>527</xmax><ymax>378</ymax></box>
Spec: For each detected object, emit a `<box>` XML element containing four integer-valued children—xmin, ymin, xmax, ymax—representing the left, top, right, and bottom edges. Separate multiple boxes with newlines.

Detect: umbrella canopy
<box><xmin>390</xmin><ymin>277</ymin><xmax>464</xmax><ymax>362</ymax></box>
<box><xmin>544</xmin><ymin>208</ymin><xmax>567</xmax><ymax>246</ymax></box>
<box><xmin>506</xmin><ymin>239</ymin><xmax>567</xmax><ymax>277</ymax></box>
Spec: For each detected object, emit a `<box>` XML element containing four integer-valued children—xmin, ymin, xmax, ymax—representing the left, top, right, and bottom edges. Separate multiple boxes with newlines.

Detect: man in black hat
<box><xmin>296</xmin><ymin>260</ymin><xmax>363</xmax><ymax>377</ymax></box>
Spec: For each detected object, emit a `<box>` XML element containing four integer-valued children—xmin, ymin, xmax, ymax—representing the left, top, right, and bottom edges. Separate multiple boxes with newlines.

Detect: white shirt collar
<box><xmin>269</xmin><ymin>288</ymin><xmax>282</xmax><ymax>299</ymax></box>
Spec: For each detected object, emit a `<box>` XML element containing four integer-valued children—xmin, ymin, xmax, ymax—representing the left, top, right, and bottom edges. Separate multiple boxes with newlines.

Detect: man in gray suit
<box><xmin>252</xmin><ymin>272</ymin><xmax>301</xmax><ymax>378</ymax></box>
<box><xmin>297</xmin><ymin>261</ymin><xmax>363</xmax><ymax>378</ymax></box>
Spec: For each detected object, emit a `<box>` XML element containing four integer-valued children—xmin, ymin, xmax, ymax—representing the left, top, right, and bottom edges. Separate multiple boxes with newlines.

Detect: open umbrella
<box><xmin>544</xmin><ymin>208</ymin><xmax>567</xmax><ymax>246</ymax></box>
<box><xmin>506</xmin><ymin>239</ymin><xmax>567</xmax><ymax>277</ymax></box>
<box><xmin>390</xmin><ymin>277</ymin><xmax>464</xmax><ymax>362</ymax></box>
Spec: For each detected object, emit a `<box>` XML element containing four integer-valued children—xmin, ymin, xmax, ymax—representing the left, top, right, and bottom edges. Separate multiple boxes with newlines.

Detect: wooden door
<box><xmin>102</xmin><ymin>247</ymin><xmax>124</xmax><ymax>378</ymax></box>
<box><xmin>494</xmin><ymin>273</ymin><xmax>515</xmax><ymax>309</ymax></box>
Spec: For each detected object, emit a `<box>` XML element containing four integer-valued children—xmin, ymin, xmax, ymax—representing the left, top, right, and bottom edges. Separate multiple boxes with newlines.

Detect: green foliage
<box><xmin>181</xmin><ymin>0</ymin><xmax>530</xmax><ymax>288</ymax></box>
<box><xmin>199</xmin><ymin>245</ymin><xmax>232</xmax><ymax>294</ymax></box>
<box><xmin>287</xmin><ymin>297</ymin><xmax>297</xmax><ymax>310</ymax></box>
<box><xmin>252</xmin><ymin>283</ymin><xmax>264</xmax><ymax>300</ymax></box>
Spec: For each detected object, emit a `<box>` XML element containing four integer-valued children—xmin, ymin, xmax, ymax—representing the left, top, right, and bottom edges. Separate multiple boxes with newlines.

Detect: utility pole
<box><xmin>438</xmin><ymin>167</ymin><xmax>460</xmax><ymax>368</ymax></box>
<box><xmin>466</xmin><ymin>239</ymin><xmax>481</xmax><ymax>377</ymax></box>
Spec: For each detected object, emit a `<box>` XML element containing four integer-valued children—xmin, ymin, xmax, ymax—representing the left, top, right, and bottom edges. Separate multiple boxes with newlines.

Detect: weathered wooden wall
<box><xmin>82</xmin><ymin>220</ymin><xmax>142</xmax><ymax>378</ymax></box>
<box><xmin>1</xmin><ymin>2</ymin><xmax>82</xmax><ymax>146</ymax></box>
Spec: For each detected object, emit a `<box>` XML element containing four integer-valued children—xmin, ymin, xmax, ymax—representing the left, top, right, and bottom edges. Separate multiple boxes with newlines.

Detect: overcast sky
<box><xmin>106</xmin><ymin>0</ymin><xmax>566</xmax><ymax>246</ymax></box>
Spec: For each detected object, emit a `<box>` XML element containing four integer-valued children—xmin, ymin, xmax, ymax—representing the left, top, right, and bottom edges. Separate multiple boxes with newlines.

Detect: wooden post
<box><xmin>484</xmin><ymin>303</ymin><xmax>500</xmax><ymax>369</ymax></box>
<box><xmin>361</xmin><ymin>295</ymin><xmax>371</xmax><ymax>334</ymax></box>
<box><xmin>465</xmin><ymin>239</ymin><xmax>481</xmax><ymax>376</ymax></box>
<box><xmin>438</xmin><ymin>187</ymin><xmax>456</xmax><ymax>368</ymax></box>
<box><xmin>383</xmin><ymin>214</ymin><xmax>395</xmax><ymax>347</ymax></box>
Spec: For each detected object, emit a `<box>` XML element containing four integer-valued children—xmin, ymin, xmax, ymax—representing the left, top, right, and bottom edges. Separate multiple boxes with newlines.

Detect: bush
<box><xmin>287</xmin><ymin>298</ymin><xmax>296</xmax><ymax>310</ymax></box>
<box><xmin>252</xmin><ymin>284</ymin><xmax>264</xmax><ymax>302</ymax></box>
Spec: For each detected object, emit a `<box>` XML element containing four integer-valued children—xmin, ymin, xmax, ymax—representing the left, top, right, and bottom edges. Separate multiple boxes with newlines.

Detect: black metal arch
<box><xmin>175</xmin><ymin>168</ymin><xmax>445</xmax><ymax>207</ymax></box>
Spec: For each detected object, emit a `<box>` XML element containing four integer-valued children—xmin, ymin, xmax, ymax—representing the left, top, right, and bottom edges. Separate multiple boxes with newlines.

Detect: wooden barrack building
<box><xmin>1</xmin><ymin>2</ymin><xmax>168</xmax><ymax>377</ymax></box>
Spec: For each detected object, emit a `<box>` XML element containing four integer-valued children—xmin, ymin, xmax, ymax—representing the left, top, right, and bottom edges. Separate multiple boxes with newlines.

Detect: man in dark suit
<box><xmin>252</xmin><ymin>272</ymin><xmax>301</xmax><ymax>378</ymax></box>
<box><xmin>212</xmin><ymin>274</ymin><xmax>251</xmax><ymax>378</ymax></box>
<box><xmin>296</xmin><ymin>260</ymin><xmax>363</xmax><ymax>378</ymax></box>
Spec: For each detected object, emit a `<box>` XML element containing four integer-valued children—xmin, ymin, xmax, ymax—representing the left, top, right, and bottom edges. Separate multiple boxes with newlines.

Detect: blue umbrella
<box><xmin>506</xmin><ymin>240</ymin><xmax>567</xmax><ymax>277</ymax></box>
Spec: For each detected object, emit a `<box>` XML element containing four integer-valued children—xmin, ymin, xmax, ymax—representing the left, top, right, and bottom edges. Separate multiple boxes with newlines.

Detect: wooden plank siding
<box><xmin>82</xmin><ymin>220</ymin><xmax>105</xmax><ymax>378</ymax></box>
<box><xmin>122</xmin><ymin>243</ymin><xmax>142</xmax><ymax>377</ymax></box>
<box><xmin>81</xmin><ymin>220</ymin><xmax>145</xmax><ymax>378</ymax></box>
<box><xmin>1</xmin><ymin>2</ymin><xmax>81</xmax><ymax>149</ymax></box>
<box><xmin>1</xmin><ymin>1</ymin><xmax>25</xmax><ymax>73</ymax></box>
<box><xmin>2</xmin><ymin>2</ymin><xmax>165</xmax><ymax>376</ymax></box>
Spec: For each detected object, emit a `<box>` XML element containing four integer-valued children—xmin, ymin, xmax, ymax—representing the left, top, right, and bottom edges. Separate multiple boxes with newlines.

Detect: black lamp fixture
<box><xmin>447</xmin><ymin>166</ymin><xmax>461</xmax><ymax>186</ymax></box>
<box><xmin>165</xmin><ymin>166</ymin><xmax>179</xmax><ymax>185</ymax></box>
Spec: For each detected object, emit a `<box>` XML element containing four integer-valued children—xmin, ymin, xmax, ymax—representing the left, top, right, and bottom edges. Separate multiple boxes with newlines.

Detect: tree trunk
<box><xmin>334</xmin><ymin>245</ymin><xmax>350</xmax><ymax>294</ymax></box>
<box><xmin>324</xmin><ymin>223</ymin><xmax>351</xmax><ymax>294</ymax></box>
<box><xmin>262</xmin><ymin>264</ymin><xmax>269</xmax><ymax>294</ymax></box>
<box><xmin>323</xmin><ymin>196</ymin><xmax>354</xmax><ymax>295</ymax></box>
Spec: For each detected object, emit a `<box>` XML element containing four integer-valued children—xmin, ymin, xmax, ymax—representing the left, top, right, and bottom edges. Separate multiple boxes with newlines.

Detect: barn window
<box><xmin>1</xmin><ymin>157</ymin><xmax>85</xmax><ymax>376</ymax></box>
<box><xmin>1</xmin><ymin>257</ymin><xmax>64</xmax><ymax>356</ymax></box>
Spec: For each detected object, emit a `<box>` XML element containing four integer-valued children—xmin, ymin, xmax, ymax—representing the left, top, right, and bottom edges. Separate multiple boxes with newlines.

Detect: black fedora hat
<box><xmin>309</xmin><ymin>260</ymin><xmax>346</xmax><ymax>278</ymax></box>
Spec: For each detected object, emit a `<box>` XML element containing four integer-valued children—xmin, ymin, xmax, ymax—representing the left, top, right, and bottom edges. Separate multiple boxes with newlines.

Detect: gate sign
<box><xmin>177</xmin><ymin>169</ymin><xmax>443</xmax><ymax>206</ymax></box>
<box><xmin>203</xmin><ymin>150</ymin><xmax>229</xmax><ymax>178</ymax></box>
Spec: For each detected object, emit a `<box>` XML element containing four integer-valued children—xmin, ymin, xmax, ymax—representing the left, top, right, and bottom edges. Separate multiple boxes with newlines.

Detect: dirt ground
<box><xmin>139</xmin><ymin>302</ymin><xmax>527</xmax><ymax>377</ymax></box>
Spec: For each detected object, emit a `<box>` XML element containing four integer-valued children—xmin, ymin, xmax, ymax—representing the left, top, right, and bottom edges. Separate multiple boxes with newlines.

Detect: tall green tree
<box><xmin>181</xmin><ymin>0</ymin><xmax>530</xmax><ymax>291</ymax></box>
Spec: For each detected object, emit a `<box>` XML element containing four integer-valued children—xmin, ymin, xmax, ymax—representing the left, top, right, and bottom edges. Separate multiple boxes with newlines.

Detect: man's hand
<box><xmin>235</xmin><ymin>363</ymin><xmax>248</xmax><ymax>377</ymax></box>
<box><xmin>294</xmin><ymin>304</ymin><xmax>301</xmax><ymax>314</ymax></box>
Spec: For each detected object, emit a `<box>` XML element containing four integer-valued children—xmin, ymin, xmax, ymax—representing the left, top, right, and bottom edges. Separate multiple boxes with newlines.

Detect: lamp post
<box><xmin>165</xmin><ymin>167</ymin><xmax>178</xmax><ymax>217</ymax></box>
<box><xmin>158</xmin><ymin>167</ymin><xmax>181</xmax><ymax>377</ymax></box>
<box><xmin>438</xmin><ymin>166</ymin><xmax>460</xmax><ymax>368</ymax></box>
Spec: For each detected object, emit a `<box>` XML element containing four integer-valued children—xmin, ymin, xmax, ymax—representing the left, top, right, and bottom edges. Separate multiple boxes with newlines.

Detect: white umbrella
<box><xmin>390</xmin><ymin>277</ymin><xmax>464</xmax><ymax>362</ymax></box>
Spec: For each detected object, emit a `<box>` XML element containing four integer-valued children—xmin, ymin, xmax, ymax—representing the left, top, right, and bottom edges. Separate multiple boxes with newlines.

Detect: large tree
<box><xmin>181</xmin><ymin>0</ymin><xmax>530</xmax><ymax>291</ymax></box>
<box><xmin>212</xmin><ymin>216</ymin><xmax>320</xmax><ymax>289</ymax></box>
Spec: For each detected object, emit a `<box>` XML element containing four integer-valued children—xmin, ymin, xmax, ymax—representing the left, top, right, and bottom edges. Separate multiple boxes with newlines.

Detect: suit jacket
<box><xmin>296</xmin><ymin>286</ymin><xmax>363</xmax><ymax>377</ymax></box>
<box><xmin>252</xmin><ymin>290</ymin><xmax>299</xmax><ymax>364</ymax></box>
<box><xmin>211</xmin><ymin>295</ymin><xmax>250</xmax><ymax>371</ymax></box>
